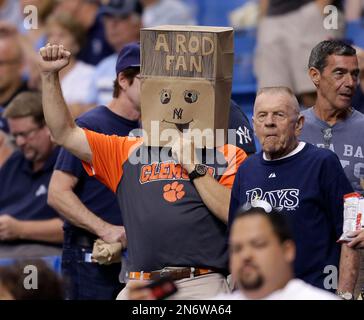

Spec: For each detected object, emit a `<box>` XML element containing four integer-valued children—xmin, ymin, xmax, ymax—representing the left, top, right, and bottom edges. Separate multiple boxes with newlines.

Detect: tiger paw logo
<box><xmin>163</xmin><ymin>181</ymin><xmax>185</xmax><ymax>202</ymax></box>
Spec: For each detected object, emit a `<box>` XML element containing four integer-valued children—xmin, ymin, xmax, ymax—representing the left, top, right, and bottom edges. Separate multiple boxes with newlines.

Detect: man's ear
<box><xmin>118</xmin><ymin>73</ymin><xmax>128</xmax><ymax>91</ymax></box>
<box><xmin>44</xmin><ymin>125</ymin><xmax>51</xmax><ymax>137</ymax></box>
<box><xmin>295</xmin><ymin>115</ymin><xmax>305</xmax><ymax>136</ymax></box>
<box><xmin>282</xmin><ymin>240</ymin><xmax>296</xmax><ymax>264</ymax></box>
<box><xmin>309</xmin><ymin>67</ymin><xmax>321</xmax><ymax>87</ymax></box>
<box><xmin>252</xmin><ymin>114</ymin><xmax>256</xmax><ymax>132</ymax></box>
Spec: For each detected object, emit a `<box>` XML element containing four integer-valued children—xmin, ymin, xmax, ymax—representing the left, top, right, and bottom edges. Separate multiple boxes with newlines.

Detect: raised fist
<box><xmin>38</xmin><ymin>43</ymin><xmax>71</xmax><ymax>73</ymax></box>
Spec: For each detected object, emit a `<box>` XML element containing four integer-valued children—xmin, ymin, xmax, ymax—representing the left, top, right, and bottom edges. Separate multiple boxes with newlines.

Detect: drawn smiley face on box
<box><xmin>141</xmin><ymin>78</ymin><xmax>214</xmax><ymax>136</ymax></box>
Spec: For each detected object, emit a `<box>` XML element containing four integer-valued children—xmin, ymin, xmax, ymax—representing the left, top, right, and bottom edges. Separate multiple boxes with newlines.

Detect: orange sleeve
<box><xmin>82</xmin><ymin>129</ymin><xmax>142</xmax><ymax>193</ymax></box>
<box><xmin>217</xmin><ymin>144</ymin><xmax>247</xmax><ymax>189</ymax></box>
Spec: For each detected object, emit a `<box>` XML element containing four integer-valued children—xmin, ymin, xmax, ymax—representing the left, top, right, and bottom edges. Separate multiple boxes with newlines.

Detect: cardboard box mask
<box><xmin>140</xmin><ymin>25</ymin><xmax>234</xmax><ymax>148</ymax></box>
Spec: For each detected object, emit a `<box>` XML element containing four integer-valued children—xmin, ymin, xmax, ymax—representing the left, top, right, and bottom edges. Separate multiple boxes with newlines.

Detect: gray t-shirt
<box><xmin>300</xmin><ymin>108</ymin><xmax>364</xmax><ymax>193</ymax></box>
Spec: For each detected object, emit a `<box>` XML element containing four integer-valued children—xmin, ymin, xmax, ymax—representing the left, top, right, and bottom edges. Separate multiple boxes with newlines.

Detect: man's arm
<box><xmin>338</xmin><ymin>244</ymin><xmax>360</xmax><ymax>293</ymax></box>
<box><xmin>320</xmin><ymin>153</ymin><xmax>359</xmax><ymax>294</ymax></box>
<box><xmin>347</xmin><ymin>230</ymin><xmax>364</xmax><ymax>249</ymax></box>
<box><xmin>172</xmin><ymin>135</ymin><xmax>245</xmax><ymax>224</ymax></box>
<box><xmin>39</xmin><ymin>44</ymin><xmax>91</xmax><ymax>163</ymax></box>
<box><xmin>0</xmin><ymin>215</ymin><xmax>63</xmax><ymax>243</ymax></box>
<box><xmin>190</xmin><ymin>174</ymin><xmax>231</xmax><ymax>223</ymax></box>
<box><xmin>48</xmin><ymin>170</ymin><xmax>126</xmax><ymax>245</ymax></box>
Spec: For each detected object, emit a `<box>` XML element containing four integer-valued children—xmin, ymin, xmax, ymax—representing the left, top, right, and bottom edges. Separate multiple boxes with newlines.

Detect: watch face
<box><xmin>195</xmin><ymin>164</ymin><xmax>207</xmax><ymax>175</ymax></box>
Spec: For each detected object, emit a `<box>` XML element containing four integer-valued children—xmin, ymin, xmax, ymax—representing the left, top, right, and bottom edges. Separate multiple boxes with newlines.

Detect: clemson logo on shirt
<box><xmin>163</xmin><ymin>181</ymin><xmax>186</xmax><ymax>202</ymax></box>
<box><xmin>139</xmin><ymin>161</ymin><xmax>215</xmax><ymax>184</ymax></box>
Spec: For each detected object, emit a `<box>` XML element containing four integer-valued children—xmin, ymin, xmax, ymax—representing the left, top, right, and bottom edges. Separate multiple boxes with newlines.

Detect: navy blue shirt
<box><xmin>229</xmin><ymin>143</ymin><xmax>353</xmax><ymax>289</ymax></box>
<box><xmin>229</xmin><ymin>100</ymin><xmax>256</xmax><ymax>155</ymax></box>
<box><xmin>77</xmin><ymin>14</ymin><xmax>114</xmax><ymax>66</ymax></box>
<box><xmin>0</xmin><ymin>148</ymin><xmax>60</xmax><ymax>221</ymax></box>
<box><xmin>55</xmin><ymin>106</ymin><xmax>140</xmax><ymax>231</ymax></box>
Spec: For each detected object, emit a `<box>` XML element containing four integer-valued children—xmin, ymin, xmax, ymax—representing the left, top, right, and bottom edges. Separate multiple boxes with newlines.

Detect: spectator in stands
<box><xmin>229</xmin><ymin>87</ymin><xmax>359</xmax><ymax>298</ymax></box>
<box><xmin>0</xmin><ymin>0</ymin><xmax>22</xmax><ymax>29</ymax></box>
<box><xmin>351</xmin><ymin>45</ymin><xmax>364</xmax><ymax>114</ymax></box>
<box><xmin>54</xmin><ymin>0</ymin><xmax>113</xmax><ymax>65</ymax></box>
<box><xmin>46</xmin><ymin>12</ymin><xmax>95</xmax><ymax>117</ymax></box>
<box><xmin>301</xmin><ymin>40</ymin><xmax>364</xmax><ymax>193</ymax></box>
<box><xmin>0</xmin><ymin>259</ymin><xmax>64</xmax><ymax>300</ymax></box>
<box><xmin>345</xmin><ymin>0</ymin><xmax>364</xmax><ymax>114</ymax></box>
<box><xmin>0</xmin><ymin>29</ymin><xmax>27</xmax><ymax>119</ymax></box>
<box><xmin>47</xmin><ymin>44</ymin><xmax>140</xmax><ymax>300</ymax></box>
<box><xmin>0</xmin><ymin>30</ymin><xmax>28</xmax><ymax>165</ymax></box>
<box><xmin>301</xmin><ymin>40</ymin><xmax>364</xmax><ymax>299</ymax></box>
<box><xmin>39</xmin><ymin>43</ymin><xmax>247</xmax><ymax>300</ymax></box>
<box><xmin>140</xmin><ymin>0</ymin><xmax>196</xmax><ymax>27</ymax></box>
<box><xmin>216</xmin><ymin>203</ymin><xmax>338</xmax><ymax>300</ymax></box>
<box><xmin>255</xmin><ymin>0</ymin><xmax>344</xmax><ymax>108</ymax></box>
<box><xmin>0</xmin><ymin>91</ymin><xmax>63</xmax><ymax>259</ymax></box>
<box><xmin>86</xmin><ymin>0</ymin><xmax>141</xmax><ymax>107</ymax></box>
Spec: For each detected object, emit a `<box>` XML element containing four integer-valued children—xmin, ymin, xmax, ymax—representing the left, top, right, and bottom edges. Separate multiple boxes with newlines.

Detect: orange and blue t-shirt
<box><xmin>82</xmin><ymin>129</ymin><xmax>247</xmax><ymax>272</ymax></box>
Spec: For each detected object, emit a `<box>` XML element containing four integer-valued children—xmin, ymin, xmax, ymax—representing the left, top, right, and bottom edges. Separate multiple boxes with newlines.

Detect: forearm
<box><xmin>48</xmin><ymin>188</ymin><xmax>110</xmax><ymax>237</ymax></box>
<box><xmin>338</xmin><ymin>244</ymin><xmax>360</xmax><ymax>293</ymax></box>
<box><xmin>345</xmin><ymin>0</ymin><xmax>363</xmax><ymax>21</ymax></box>
<box><xmin>41</xmin><ymin>72</ymin><xmax>75</xmax><ymax>145</ymax></box>
<box><xmin>192</xmin><ymin>174</ymin><xmax>231</xmax><ymax>223</ymax></box>
<box><xmin>17</xmin><ymin>218</ymin><xmax>63</xmax><ymax>243</ymax></box>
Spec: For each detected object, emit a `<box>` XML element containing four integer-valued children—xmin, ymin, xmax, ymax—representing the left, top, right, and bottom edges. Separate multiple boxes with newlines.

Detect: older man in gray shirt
<box><xmin>301</xmin><ymin>40</ymin><xmax>364</xmax><ymax>299</ymax></box>
<box><xmin>301</xmin><ymin>40</ymin><xmax>364</xmax><ymax>194</ymax></box>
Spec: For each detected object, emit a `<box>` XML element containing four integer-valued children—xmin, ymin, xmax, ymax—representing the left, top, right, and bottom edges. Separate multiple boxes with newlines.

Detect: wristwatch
<box><xmin>188</xmin><ymin>164</ymin><xmax>208</xmax><ymax>182</ymax></box>
<box><xmin>336</xmin><ymin>291</ymin><xmax>354</xmax><ymax>300</ymax></box>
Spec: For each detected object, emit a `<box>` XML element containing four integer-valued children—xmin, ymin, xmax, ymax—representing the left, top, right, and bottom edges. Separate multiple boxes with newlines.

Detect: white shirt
<box><xmin>263</xmin><ymin>141</ymin><xmax>306</xmax><ymax>161</ymax></box>
<box><xmin>214</xmin><ymin>279</ymin><xmax>339</xmax><ymax>300</ymax></box>
<box><xmin>61</xmin><ymin>61</ymin><xmax>95</xmax><ymax>105</ymax></box>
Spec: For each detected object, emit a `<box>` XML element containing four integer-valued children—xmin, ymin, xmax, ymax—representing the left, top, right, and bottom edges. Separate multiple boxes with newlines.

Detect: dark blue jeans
<box><xmin>62</xmin><ymin>232</ymin><xmax>124</xmax><ymax>300</ymax></box>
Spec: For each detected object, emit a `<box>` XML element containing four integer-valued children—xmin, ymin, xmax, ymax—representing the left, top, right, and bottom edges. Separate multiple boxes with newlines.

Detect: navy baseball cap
<box><xmin>115</xmin><ymin>42</ymin><xmax>140</xmax><ymax>75</ymax></box>
<box><xmin>99</xmin><ymin>0</ymin><xmax>142</xmax><ymax>18</ymax></box>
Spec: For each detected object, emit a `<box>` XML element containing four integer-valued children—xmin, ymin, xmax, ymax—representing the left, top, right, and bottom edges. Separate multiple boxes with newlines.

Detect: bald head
<box><xmin>254</xmin><ymin>87</ymin><xmax>300</xmax><ymax>117</ymax></box>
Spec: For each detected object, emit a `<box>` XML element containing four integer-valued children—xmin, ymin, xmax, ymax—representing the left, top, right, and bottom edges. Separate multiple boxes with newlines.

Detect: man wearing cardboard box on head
<box><xmin>38</xmin><ymin>26</ymin><xmax>247</xmax><ymax>299</ymax></box>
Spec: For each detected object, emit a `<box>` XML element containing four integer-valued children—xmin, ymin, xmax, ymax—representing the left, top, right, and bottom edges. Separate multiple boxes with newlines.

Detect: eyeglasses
<box><xmin>321</xmin><ymin>128</ymin><xmax>332</xmax><ymax>149</ymax></box>
<box><xmin>11</xmin><ymin>126</ymin><xmax>42</xmax><ymax>141</ymax></box>
<box><xmin>135</xmin><ymin>75</ymin><xmax>141</xmax><ymax>80</ymax></box>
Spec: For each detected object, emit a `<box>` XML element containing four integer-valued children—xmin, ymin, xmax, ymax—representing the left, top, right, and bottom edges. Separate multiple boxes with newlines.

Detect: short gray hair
<box><xmin>255</xmin><ymin>86</ymin><xmax>300</xmax><ymax>115</ymax></box>
<box><xmin>308</xmin><ymin>40</ymin><xmax>356</xmax><ymax>73</ymax></box>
